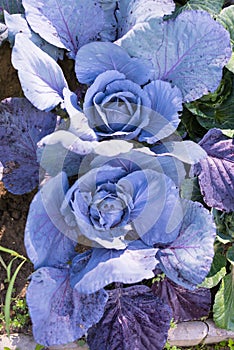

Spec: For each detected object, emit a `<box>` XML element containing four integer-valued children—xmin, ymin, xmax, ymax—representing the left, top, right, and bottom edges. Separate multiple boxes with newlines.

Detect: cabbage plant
<box><xmin>0</xmin><ymin>0</ymin><xmax>234</xmax><ymax>349</ymax></box>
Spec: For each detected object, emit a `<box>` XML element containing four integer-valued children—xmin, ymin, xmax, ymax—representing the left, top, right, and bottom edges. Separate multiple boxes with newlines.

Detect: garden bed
<box><xmin>0</xmin><ymin>1</ymin><xmax>234</xmax><ymax>350</ymax></box>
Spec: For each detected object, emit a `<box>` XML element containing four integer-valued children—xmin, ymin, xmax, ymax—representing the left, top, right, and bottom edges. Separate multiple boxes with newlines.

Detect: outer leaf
<box><xmin>75</xmin><ymin>41</ymin><xmax>153</xmax><ymax>85</ymax></box>
<box><xmin>152</xmin><ymin>277</ymin><xmax>211</xmax><ymax>322</ymax></box>
<box><xmin>227</xmin><ymin>245</ymin><xmax>234</xmax><ymax>265</ymax></box>
<box><xmin>139</xmin><ymin>80</ymin><xmax>183</xmax><ymax>143</ymax></box>
<box><xmin>4</xmin><ymin>11</ymin><xmax>63</xmax><ymax>60</ymax></box>
<box><xmin>180</xmin><ymin>177</ymin><xmax>204</xmax><ymax>203</ymax></box>
<box><xmin>27</xmin><ymin>267</ymin><xmax>108</xmax><ymax>346</ymax></box>
<box><xmin>25</xmin><ymin>172</ymin><xmax>77</xmax><ymax>269</ymax></box>
<box><xmin>0</xmin><ymin>97</ymin><xmax>56</xmax><ymax>194</ymax></box>
<box><xmin>185</xmin><ymin>69</ymin><xmax>234</xmax><ymax>132</ymax></box>
<box><xmin>213</xmin><ymin>268</ymin><xmax>234</xmax><ymax>330</ymax></box>
<box><xmin>218</xmin><ymin>6</ymin><xmax>234</xmax><ymax>44</ymax></box>
<box><xmin>116</xmin><ymin>0</ymin><xmax>175</xmax><ymax>38</ymax></box>
<box><xmin>87</xmin><ymin>285</ymin><xmax>172</xmax><ymax>350</ymax></box>
<box><xmin>71</xmin><ymin>242</ymin><xmax>158</xmax><ymax>294</ymax></box>
<box><xmin>180</xmin><ymin>107</ymin><xmax>207</xmax><ymax>142</ymax></box>
<box><xmin>12</xmin><ymin>34</ymin><xmax>68</xmax><ymax>111</ymax></box>
<box><xmin>218</xmin><ymin>6</ymin><xmax>234</xmax><ymax>73</ymax></box>
<box><xmin>117</xmin><ymin>10</ymin><xmax>232</xmax><ymax>102</ymax></box>
<box><xmin>0</xmin><ymin>0</ymin><xmax>23</xmax><ymax>21</ymax></box>
<box><xmin>200</xmin><ymin>251</ymin><xmax>227</xmax><ymax>289</ymax></box>
<box><xmin>178</xmin><ymin>0</ymin><xmax>224</xmax><ymax>16</ymax></box>
<box><xmin>156</xmin><ymin>200</ymin><xmax>216</xmax><ymax>290</ymax></box>
<box><xmin>154</xmin><ymin>140</ymin><xmax>207</xmax><ymax>164</ymax></box>
<box><xmin>63</xmin><ymin>87</ymin><xmax>97</xmax><ymax>141</ymax></box>
<box><xmin>194</xmin><ymin>128</ymin><xmax>234</xmax><ymax>212</ymax></box>
<box><xmin>22</xmin><ymin>0</ymin><xmax>115</xmax><ymax>59</ymax></box>
<box><xmin>214</xmin><ymin>209</ymin><xmax>234</xmax><ymax>240</ymax></box>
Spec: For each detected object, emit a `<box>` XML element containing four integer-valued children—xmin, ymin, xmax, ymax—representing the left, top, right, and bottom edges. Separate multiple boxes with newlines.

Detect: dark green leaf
<box><xmin>213</xmin><ymin>268</ymin><xmax>234</xmax><ymax>330</ymax></box>
<box><xmin>180</xmin><ymin>177</ymin><xmax>204</xmax><ymax>203</ymax></box>
<box><xmin>213</xmin><ymin>209</ymin><xmax>234</xmax><ymax>241</ymax></box>
<box><xmin>182</xmin><ymin>0</ymin><xmax>224</xmax><ymax>15</ymax></box>
<box><xmin>186</xmin><ymin>70</ymin><xmax>234</xmax><ymax>131</ymax></box>
<box><xmin>218</xmin><ymin>5</ymin><xmax>234</xmax><ymax>44</ymax></box>
<box><xmin>180</xmin><ymin>107</ymin><xmax>207</xmax><ymax>142</ymax></box>
<box><xmin>227</xmin><ymin>245</ymin><xmax>234</xmax><ymax>265</ymax></box>
<box><xmin>172</xmin><ymin>0</ymin><xmax>225</xmax><ymax>18</ymax></box>
<box><xmin>201</xmin><ymin>252</ymin><xmax>227</xmax><ymax>288</ymax></box>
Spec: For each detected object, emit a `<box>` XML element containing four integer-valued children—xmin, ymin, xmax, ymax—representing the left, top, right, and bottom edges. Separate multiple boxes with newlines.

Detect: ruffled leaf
<box><xmin>75</xmin><ymin>41</ymin><xmax>153</xmax><ymax>85</ymax></box>
<box><xmin>22</xmin><ymin>0</ymin><xmax>116</xmax><ymax>58</ymax></box>
<box><xmin>117</xmin><ymin>169</ymin><xmax>183</xmax><ymax>246</ymax></box>
<box><xmin>0</xmin><ymin>97</ymin><xmax>56</xmax><ymax>194</ymax></box>
<box><xmin>71</xmin><ymin>241</ymin><xmax>158</xmax><ymax>294</ymax></box>
<box><xmin>27</xmin><ymin>267</ymin><xmax>108</xmax><ymax>346</ymax></box>
<box><xmin>156</xmin><ymin>200</ymin><xmax>216</xmax><ymax>290</ymax></box>
<box><xmin>117</xmin><ymin>10</ymin><xmax>231</xmax><ymax>102</ymax></box>
<box><xmin>139</xmin><ymin>80</ymin><xmax>183</xmax><ymax>142</ymax></box>
<box><xmin>213</xmin><ymin>270</ymin><xmax>234</xmax><ymax>330</ymax></box>
<box><xmin>12</xmin><ymin>34</ymin><xmax>68</xmax><ymax>111</ymax></box>
<box><xmin>91</xmin><ymin>147</ymin><xmax>187</xmax><ymax>187</ymax></box>
<box><xmin>194</xmin><ymin>128</ymin><xmax>234</xmax><ymax>212</ymax></box>
<box><xmin>4</xmin><ymin>11</ymin><xmax>63</xmax><ymax>60</ymax></box>
<box><xmin>87</xmin><ymin>285</ymin><xmax>172</xmax><ymax>350</ymax></box>
<box><xmin>116</xmin><ymin>0</ymin><xmax>175</xmax><ymax>37</ymax></box>
<box><xmin>25</xmin><ymin>172</ymin><xmax>77</xmax><ymax>269</ymax></box>
<box><xmin>152</xmin><ymin>276</ymin><xmax>211</xmax><ymax>322</ymax></box>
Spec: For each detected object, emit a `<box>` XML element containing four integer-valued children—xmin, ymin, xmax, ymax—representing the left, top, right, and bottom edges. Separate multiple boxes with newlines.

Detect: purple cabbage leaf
<box><xmin>0</xmin><ymin>97</ymin><xmax>56</xmax><ymax>194</ymax></box>
<box><xmin>26</xmin><ymin>266</ymin><xmax>108</xmax><ymax>347</ymax></box>
<box><xmin>116</xmin><ymin>0</ymin><xmax>175</xmax><ymax>38</ymax></box>
<box><xmin>75</xmin><ymin>41</ymin><xmax>154</xmax><ymax>85</ymax></box>
<box><xmin>194</xmin><ymin>128</ymin><xmax>234</xmax><ymax>212</ymax></box>
<box><xmin>71</xmin><ymin>241</ymin><xmax>159</xmax><ymax>294</ymax></box>
<box><xmin>152</xmin><ymin>276</ymin><xmax>211</xmax><ymax>322</ymax></box>
<box><xmin>12</xmin><ymin>34</ymin><xmax>68</xmax><ymax>111</ymax></box>
<box><xmin>24</xmin><ymin>172</ymin><xmax>78</xmax><ymax>269</ymax></box>
<box><xmin>22</xmin><ymin>0</ymin><xmax>117</xmax><ymax>59</ymax></box>
<box><xmin>117</xmin><ymin>10</ymin><xmax>232</xmax><ymax>102</ymax></box>
<box><xmin>4</xmin><ymin>11</ymin><xmax>63</xmax><ymax>60</ymax></box>
<box><xmin>87</xmin><ymin>285</ymin><xmax>172</xmax><ymax>350</ymax></box>
<box><xmin>156</xmin><ymin>200</ymin><xmax>216</xmax><ymax>290</ymax></box>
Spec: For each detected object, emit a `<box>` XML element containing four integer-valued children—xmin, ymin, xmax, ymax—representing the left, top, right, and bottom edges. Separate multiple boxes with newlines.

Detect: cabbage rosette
<box><xmin>25</xmin><ymin>147</ymin><xmax>216</xmax><ymax>346</ymax></box>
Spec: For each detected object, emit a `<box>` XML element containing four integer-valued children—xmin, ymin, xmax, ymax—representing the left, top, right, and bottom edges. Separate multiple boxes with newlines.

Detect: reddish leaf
<box><xmin>194</xmin><ymin>128</ymin><xmax>234</xmax><ymax>212</ymax></box>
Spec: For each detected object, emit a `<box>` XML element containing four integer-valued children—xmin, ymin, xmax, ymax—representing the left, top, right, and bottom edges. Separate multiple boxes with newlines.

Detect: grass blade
<box><xmin>4</xmin><ymin>259</ymin><xmax>27</xmax><ymax>336</ymax></box>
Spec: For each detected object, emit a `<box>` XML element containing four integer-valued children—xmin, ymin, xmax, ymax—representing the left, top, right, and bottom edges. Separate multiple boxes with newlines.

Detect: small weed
<box><xmin>0</xmin><ymin>245</ymin><xmax>29</xmax><ymax>335</ymax></box>
<box><xmin>228</xmin><ymin>339</ymin><xmax>234</xmax><ymax>350</ymax></box>
<box><xmin>0</xmin><ymin>296</ymin><xmax>30</xmax><ymax>332</ymax></box>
